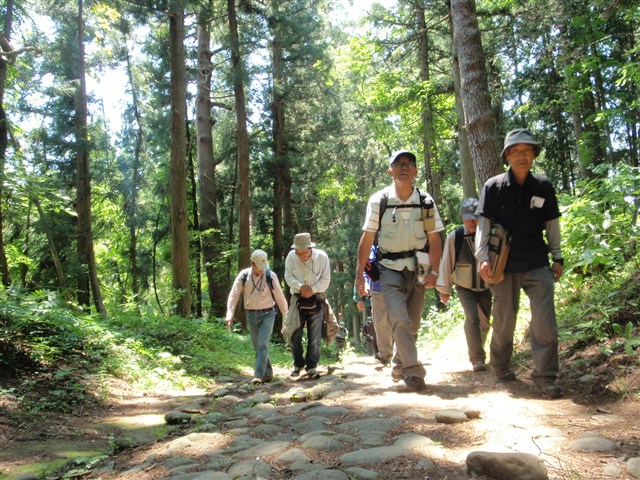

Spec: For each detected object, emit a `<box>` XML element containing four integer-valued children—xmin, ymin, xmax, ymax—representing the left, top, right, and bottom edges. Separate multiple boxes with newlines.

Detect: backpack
<box><xmin>364</xmin><ymin>187</ymin><xmax>433</xmax><ymax>282</ymax></box>
<box><xmin>377</xmin><ymin>187</ymin><xmax>433</xmax><ymax>231</ymax></box>
<box><xmin>241</xmin><ymin>268</ymin><xmax>275</xmax><ymax>301</ymax></box>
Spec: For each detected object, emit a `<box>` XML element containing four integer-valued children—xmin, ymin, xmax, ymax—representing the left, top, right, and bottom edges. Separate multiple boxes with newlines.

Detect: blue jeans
<box><xmin>291</xmin><ymin>303</ymin><xmax>324</xmax><ymax>371</ymax></box>
<box><xmin>246</xmin><ymin>308</ymin><xmax>275</xmax><ymax>379</ymax></box>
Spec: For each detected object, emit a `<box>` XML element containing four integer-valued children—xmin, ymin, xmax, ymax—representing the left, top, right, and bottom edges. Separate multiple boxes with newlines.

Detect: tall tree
<box><xmin>168</xmin><ymin>0</ymin><xmax>191</xmax><ymax>316</ymax></box>
<box><xmin>450</xmin><ymin>0</ymin><xmax>501</xmax><ymax>187</ymax></box>
<box><xmin>0</xmin><ymin>0</ymin><xmax>15</xmax><ymax>286</ymax></box>
<box><xmin>227</xmin><ymin>0</ymin><xmax>250</xmax><ymax>270</ymax></box>
<box><xmin>75</xmin><ymin>0</ymin><xmax>106</xmax><ymax>316</ymax></box>
<box><xmin>196</xmin><ymin>11</ymin><xmax>226</xmax><ymax>315</ymax></box>
<box><xmin>415</xmin><ymin>3</ymin><xmax>441</xmax><ymax>205</ymax></box>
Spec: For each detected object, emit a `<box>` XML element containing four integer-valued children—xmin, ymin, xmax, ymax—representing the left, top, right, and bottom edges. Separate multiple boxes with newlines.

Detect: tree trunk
<box><xmin>75</xmin><ymin>0</ymin><xmax>106</xmax><ymax>317</ymax></box>
<box><xmin>270</xmin><ymin>12</ymin><xmax>287</xmax><ymax>272</ymax></box>
<box><xmin>448</xmin><ymin>0</ymin><xmax>477</xmax><ymax>198</ymax></box>
<box><xmin>228</xmin><ymin>0</ymin><xmax>251</xmax><ymax>270</ymax></box>
<box><xmin>196</xmin><ymin>15</ymin><xmax>226</xmax><ymax>316</ymax></box>
<box><xmin>124</xmin><ymin>50</ymin><xmax>141</xmax><ymax>302</ymax></box>
<box><xmin>416</xmin><ymin>5</ymin><xmax>441</xmax><ymax>205</ymax></box>
<box><xmin>0</xmin><ymin>0</ymin><xmax>14</xmax><ymax>286</ymax></box>
<box><xmin>33</xmin><ymin>197</ymin><xmax>65</xmax><ymax>289</ymax></box>
<box><xmin>169</xmin><ymin>1</ymin><xmax>191</xmax><ymax>316</ymax></box>
<box><xmin>450</xmin><ymin>0</ymin><xmax>502</xmax><ymax>188</ymax></box>
<box><xmin>186</xmin><ymin>121</ymin><xmax>202</xmax><ymax>317</ymax></box>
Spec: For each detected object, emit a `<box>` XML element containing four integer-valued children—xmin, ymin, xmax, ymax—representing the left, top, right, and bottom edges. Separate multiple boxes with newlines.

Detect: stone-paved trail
<box><xmin>92</xmin><ymin>329</ymin><xmax>640</xmax><ymax>480</ymax></box>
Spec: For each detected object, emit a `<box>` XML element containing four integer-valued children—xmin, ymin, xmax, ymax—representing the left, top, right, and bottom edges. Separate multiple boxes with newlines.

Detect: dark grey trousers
<box><xmin>456</xmin><ymin>286</ymin><xmax>492</xmax><ymax>364</ymax></box>
<box><xmin>489</xmin><ymin>266</ymin><xmax>559</xmax><ymax>379</ymax></box>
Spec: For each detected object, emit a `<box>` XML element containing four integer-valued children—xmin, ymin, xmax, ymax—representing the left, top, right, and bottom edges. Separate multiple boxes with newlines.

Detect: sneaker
<box><xmin>377</xmin><ymin>357</ymin><xmax>391</xmax><ymax>367</ymax></box>
<box><xmin>307</xmin><ymin>368</ymin><xmax>321</xmax><ymax>379</ymax></box>
<box><xmin>404</xmin><ymin>375</ymin><xmax>427</xmax><ymax>391</ymax></box>
<box><xmin>291</xmin><ymin>368</ymin><xmax>301</xmax><ymax>377</ymax></box>
<box><xmin>496</xmin><ymin>370</ymin><xmax>517</xmax><ymax>381</ymax></box>
<box><xmin>534</xmin><ymin>379</ymin><xmax>563</xmax><ymax>399</ymax></box>
<box><xmin>472</xmin><ymin>362</ymin><xmax>487</xmax><ymax>372</ymax></box>
<box><xmin>252</xmin><ymin>377</ymin><xmax>263</xmax><ymax>385</ymax></box>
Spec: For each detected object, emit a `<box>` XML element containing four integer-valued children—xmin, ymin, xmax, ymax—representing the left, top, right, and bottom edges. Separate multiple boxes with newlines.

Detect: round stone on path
<box><xmin>435</xmin><ymin>409</ymin><xmax>468</xmax><ymax>424</ymax></box>
<box><xmin>627</xmin><ymin>457</ymin><xmax>640</xmax><ymax>478</ymax></box>
<box><xmin>164</xmin><ymin>411</ymin><xmax>192</xmax><ymax>425</ymax></box>
<box><xmin>466</xmin><ymin>451</ymin><xmax>548</xmax><ymax>480</ymax></box>
<box><xmin>570</xmin><ymin>433</ymin><xmax>617</xmax><ymax>452</ymax></box>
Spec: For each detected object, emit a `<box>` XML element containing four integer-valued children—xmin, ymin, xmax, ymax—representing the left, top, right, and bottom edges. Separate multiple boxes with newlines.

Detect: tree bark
<box><xmin>124</xmin><ymin>49</ymin><xmax>141</xmax><ymax>303</ymax></box>
<box><xmin>169</xmin><ymin>0</ymin><xmax>191</xmax><ymax>316</ymax></box>
<box><xmin>228</xmin><ymin>0</ymin><xmax>251</xmax><ymax>270</ymax></box>
<box><xmin>186</xmin><ymin>121</ymin><xmax>202</xmax><ymax>317</ymax></box>
<box><xmin>448</xmin><ymin>1</ymin><xmax>477</xmax><ymax>199</ymax></box>
<box><xmin>196</xmin><ymin>15</ymin><xmax>226</xmax><ymax>316</ymax></box>
<box><xmin>0</xmin><ymin>0</ymin><xmax>14</xmax><ymax>286</ymax></box>
<box><xmin>450</xmin><ymin>0</ymin><xmax>502</xmax><ymax>188</ymax></box>
<box><xmin>269</xmin><ymin>10</ymin><xmax>287</xmax><ymax>272</ymax></box>
<box><xmin>75</xmin><ymin>0</ymin><xmax>106</xmax><ymax>317</ymax></box>
<box><xmin>416</xmin><ymin>5</ymin><xmax>441</xmax><ymax>204</ymax></box>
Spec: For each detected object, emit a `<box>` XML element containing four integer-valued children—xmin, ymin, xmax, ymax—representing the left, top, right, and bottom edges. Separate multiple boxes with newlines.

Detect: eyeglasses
<box><xmin>391</xmin><ymin>160</ymin><xmax>416</xmax><ymax>168</ymax></box>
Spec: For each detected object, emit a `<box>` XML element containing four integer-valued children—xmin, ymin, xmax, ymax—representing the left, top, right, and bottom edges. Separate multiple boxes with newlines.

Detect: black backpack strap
<box><xmin>454</xmin><ymin>225</ymin><xmax>465</xmax><ymax>263</ymax></box>
<box><xmin>242</xmin><ymin>269</ymin><xmax>275</xmax><ymax>301</ymax></box>
<box><xmin>265</xmin><ymin>268</ymin><xmax>275</xmax><ymax>301</ymax></box>
<box><xmin>377</xmin><ymin>189</ymin><xmax>389</xmax><ymax>233</ymax></box>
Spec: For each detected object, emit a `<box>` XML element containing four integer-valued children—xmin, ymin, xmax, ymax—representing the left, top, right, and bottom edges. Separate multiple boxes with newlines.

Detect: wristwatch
<box><xmin>553</xmin><ymin>258</ymin><xmax>564</xmax><ymax>266</ymax></box>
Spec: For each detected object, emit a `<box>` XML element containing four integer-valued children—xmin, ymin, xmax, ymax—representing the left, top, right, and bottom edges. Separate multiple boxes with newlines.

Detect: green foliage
<box><xmin>559</xmin><ymin>164</ymin><xmax>639</xmax><ymax>277</ymax></box>
<box><xmin>0</xmin><ymin>287</ymin><xmax>291</xmax><ymax>413</ymax></box>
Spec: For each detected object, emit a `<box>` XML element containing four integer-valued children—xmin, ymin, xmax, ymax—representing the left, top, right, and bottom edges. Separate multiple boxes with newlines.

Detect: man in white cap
<box><xmin>475</xmin><ymin>128</ymin><xmax>564</xmax><ymax>399</ymax></box>
<box><xmin>437</xmin><ymin>198</ymin><xmax>492</xmax><ymax>372</ymax></box>
<box><xmin>226</xmin><ymin>249</ymin><xmax>288</xmax><ymax>385</ymax></box>
<box><xmin>355</xmin><ymin>150</ymin><xmax>444</xmax><ymax>391</ymax></box>
<box><xmin>284</xmin><ymin>232</ymin><xmax>331</xmax><ymax>379</ymax></box>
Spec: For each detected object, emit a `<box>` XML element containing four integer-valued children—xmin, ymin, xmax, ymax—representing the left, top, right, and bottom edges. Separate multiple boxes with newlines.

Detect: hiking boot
<box><xmin>404</xmin><ymin>375</ymin><xmax>427</xmax><ymax>391</ymax></box>
<box><xmin>472</xmin><ymin>361</ymin><xmax>487</xmax><ymax>372</ymax></box>
<box><xmin>496</xmin><ymin>370</ymin><xmax>516</xmax><ymax>381</ymax></box>
<box><xmin>307</xmin><ymin>368</ymin><xmax>321</xmax><ymax>379</ymax></box>
<box><xmin>391</xmin><ymin>370</ymin><xmax>403</xmax><ymax>382</ymax></box>
<box><xmin>252</xmin><ymin>377</ymin><xmax>263</xmax><ymax>385</ymax></box>
<box><xmin>290</xmin><ymin>368</ymin><xmax>301</xmax><ymax>377</ymax></box>
<box><xmin>534</xmin><ymin>378</ymin><xmax>563</xmax><ymax>399</ymax></box>
<box><xmin>263</xmin><ymin>376</ymin><xmax>273</xmax><ymax>383</ymax></box>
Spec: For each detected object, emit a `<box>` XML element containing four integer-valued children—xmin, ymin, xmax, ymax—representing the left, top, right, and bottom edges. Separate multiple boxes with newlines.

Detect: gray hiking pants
<box><xmin>489</xmin><ymin>266</ymin><xmax>559</xmax><ymax>379</ymax></box>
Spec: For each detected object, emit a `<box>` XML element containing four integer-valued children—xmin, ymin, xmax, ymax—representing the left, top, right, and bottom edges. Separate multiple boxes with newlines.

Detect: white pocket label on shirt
<box><xmin>530</xmin><ymin>196</ymin><xmax>545</xmax><ymax>209</ymax></box>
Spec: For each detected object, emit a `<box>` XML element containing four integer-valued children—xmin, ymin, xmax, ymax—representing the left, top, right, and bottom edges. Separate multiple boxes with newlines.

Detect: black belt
<box><xmin>249</xmin><ymin>307</ymin><xmax>274</xmax><ymax>312</ymax></box>
<box><xmin>379</xmin><ymin>250</ymin><xmax>416</xmax><ymax>261</ymax></box>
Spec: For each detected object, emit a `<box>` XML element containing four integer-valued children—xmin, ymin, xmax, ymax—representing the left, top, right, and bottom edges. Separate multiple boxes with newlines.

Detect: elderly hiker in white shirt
<box><xmin>226</xmin><ymin>249</ymin><xmax>288</xmax><ymax>385</ymax></box>
<box><xmin>355</xmin><ymin>150</ymin><xmax>444</xmax><ymax>391</ymax></box>
<box><xmin>283</xmin><ymin>232</ymin><xmax>331</xmax><ymax>379</ymax></box>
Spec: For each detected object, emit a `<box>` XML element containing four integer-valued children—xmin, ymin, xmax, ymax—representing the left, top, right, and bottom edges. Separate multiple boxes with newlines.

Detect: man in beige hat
<box><xmin>284</xmin><ymin>233</ymin><xmax>331</xmax><ymax>379</ymax></box>
<box><xmin>226</xmin><ymin>249</ymin><xmax>288</xmax><ymax>385</ymax></box>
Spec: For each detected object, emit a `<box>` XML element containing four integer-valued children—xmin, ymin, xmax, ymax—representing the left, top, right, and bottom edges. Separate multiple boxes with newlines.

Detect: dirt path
<box><xmin>1</xmin><ymin>328</ymin><xmax>639</xmax><ymax>479</ymax></box>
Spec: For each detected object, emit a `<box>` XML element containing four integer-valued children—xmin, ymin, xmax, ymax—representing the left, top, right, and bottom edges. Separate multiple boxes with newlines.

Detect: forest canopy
<box><xmin>0</xmin><ymin>0</ymin><xmax>638</xmax><ymax>323</ymax></box>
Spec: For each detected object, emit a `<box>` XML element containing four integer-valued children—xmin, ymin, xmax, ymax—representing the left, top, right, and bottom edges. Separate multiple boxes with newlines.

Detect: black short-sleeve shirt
<box><xmin>477</xmin><ymin>169</ymin><xmax>560</xmax><ymax>273</ymax></box>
